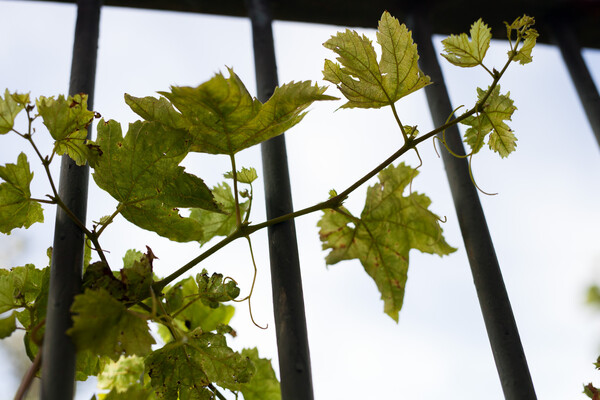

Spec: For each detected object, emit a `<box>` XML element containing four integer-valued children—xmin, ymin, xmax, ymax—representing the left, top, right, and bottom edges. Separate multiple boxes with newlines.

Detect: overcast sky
<box><xmin>1</xmin><ymin>1</ymin><xmax>600</xmax><ymax>399</ymax></box>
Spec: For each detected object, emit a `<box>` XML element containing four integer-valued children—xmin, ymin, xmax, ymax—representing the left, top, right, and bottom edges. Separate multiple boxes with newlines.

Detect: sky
<box><xmin>1</xmin><ymin>1</ymin><xmax>600</xmax><ymax>399</ymax></box>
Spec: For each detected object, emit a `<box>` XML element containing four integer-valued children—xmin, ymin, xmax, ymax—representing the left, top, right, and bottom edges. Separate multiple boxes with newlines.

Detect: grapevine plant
<box><xmin>0</xmin><ymin>12</ymin><xmax>537</xmax><ymax>400</ymax></box>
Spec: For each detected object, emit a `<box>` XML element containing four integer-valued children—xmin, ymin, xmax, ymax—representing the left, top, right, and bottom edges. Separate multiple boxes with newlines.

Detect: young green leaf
<box><xmin>68</xmin><ymin>289</ymin><xmax>155</xmax><ymax>361</ymax></box>
<box><xmin>318</xmin><ymin>163</ymin><xmax>455</xmax><ymax>321</ymax></box>
<box><xmin>145</xmin><ymin>330</ymin><xmax>255</xmax><ymax>398</ymax></box>
<box><xmin>0</xmin><ymin>89</ymin><xmax>25</xmax><ymax>134</ymax></box>
<box><xmin>441</xmin><ymin>19</ymin><xmax>491</xmax><ymax>68</ymax></box>
<box><xmin>196</xmin><ymin>269</ymin><xmax>240</xmax><ymax>308</ymax></box>
<box><xmin>101</xmin><ymin>386</ymin><xmax>156</xmax><ymax>400</ymax></box>
<box><xmin>0</xmin><ymin>153</ymin><xmax>44</xmax><ymax>234</ymax></box>
<box><xmin>162</xmin><ymin>276</ymin><xmax>235</xmax><ymax>335</ymax></box>
<box><xmin>240</xmin><ymin>348</ymin><xmax>281</xmax><ymax>400</ymax></box>
<box><xmin>224</xmin><ymin>166</ymin><xmax>258</xmax><ymax>184</ymax></box>
<box><xmin>189</xmin><ymin>182</ymin><xmax>250</xmax><ymax>245</ymax></box>
<box><xmin>157</xmin><ymin>68</ymin><xmax>336</xmax><ymax>155</ymax></box>
<box><xmin>323</xmin><ymin>11</ymin><xmax>430</xmax><ymax>108</ymax></box>
<box><xmin>505</xmin><ymin>16</ymin><xmax>538</xmax><ymax>65</ymax></box>
<box><xmin>461</xmin><ymin>85</ymin><xmax>517</xmax><ymax>157</ymax></box>
<box><xmin>91</xmin><ymin>119</ymin><xmax>218</xmax><ymax>242</ymax></box>
<box><xmin>36</xmin><ymin>93</ymin><xmax>97</xmax><ymax>165</ymax></box>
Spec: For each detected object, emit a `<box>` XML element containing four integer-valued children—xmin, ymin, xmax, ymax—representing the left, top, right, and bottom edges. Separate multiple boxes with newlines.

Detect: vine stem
<box><xmin>14</xmin><ymin>347</ymin><xmax>42</xmax><ymax>400</ymax></box>
<box><xmin>155</xmin><ymin>44</ymin><xmax>519</xmax><ymax>294</ymax></box>
<box><xmin>230</xmin><ymin>154</ymin><xmax>242</xmax><ymax>227</ymax></box>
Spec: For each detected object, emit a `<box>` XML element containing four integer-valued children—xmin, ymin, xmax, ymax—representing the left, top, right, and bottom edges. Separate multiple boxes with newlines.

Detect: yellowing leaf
<box><xmin>150</xmin><ymin>68</ymin><xmax>335</xmax><ymax>155</ymax></box>
<box><xmin>0</xmin><ymin>153</ymin><xmax>44</xmax><ymax>234</ymax></box>
<box><xmin>461</xmin><ymin>85</ymin><xmax>517</xmax><ymax>157</ymax></box>
<box><xmin>91</xmin><ymin>119</ymin><xmax>218</xmax><ymax>242</ymax></box>
<box><xmin>36</xmin><ymin>93</ymin><xmax>98</xmax><ymax>165</ymax></box>
<box><xmin>441</xmin><ymin>19</ymin><xmax>491</xmax><ymax>68</ymax></box>
<box><xmin>0</xmin><ymin>89</ymin><xmax>25</xmax><ymax>134</ymax></box>
<box><xmin>318</xmin><ymin>163</ymin><xmax>455</xmax><ymax>321</ymax></box>
<box><xmin>323</xmin><ymin>11</ymin><xmax>430</xmax><ymax>108</ymax></box>
<box><xmin>145</xmin><ymin>330</ymin><xmax>255</xmax><ymax>398</ymax></box>
<box><xmin>68</xmin><ymin>289</ymin><xmax>155</xmax><ymax>361</ymax></box>
<box><xmin>98</xmin><ymin>355</ymin><xmax>145</xmax><ymax>392</ymax></box>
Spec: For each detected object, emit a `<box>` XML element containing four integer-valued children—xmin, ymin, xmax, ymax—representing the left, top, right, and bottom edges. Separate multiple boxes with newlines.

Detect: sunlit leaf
<box><xmin>36</xmin><ymin>93</ymin><xmax>98</xmax><ymax>165</ymax></box>
<box><xmin>224</xmin><ymin>166</ymin><xmax>258</xmax><ymax>184</ymax></box>
<box><xmin>323</xmin><ymin>11</ymin><xmax>430</xmax><ymax>108</ymax></box>
<box><xmin>156</xmin><ymin>68</ymin><xmax>335</xmax><ymax>155</ymax></box>
<box><xmin>98</xmin><ymin>355</ymin><xmax>145</xmax><ymax>392</ymax></box>
<box><xmin>318</xmin><ymin>163</ymin><xmax>455</xmax><ymax>321</ymax></box>
<box><xmin>461</xmin><ymin>85</ymin><xmax>517</xmax><ymax>157</ymax></box>
<box><xmin>0</xmin><ymin>89</ymin><xmax>25</xmax><ymax>134</ymax></box>
<box><xmin>505</xmin><ymin>15</ymin><xmax>537</xmax><ymax>65</ymax></box>
<box><xmin>441</xmin><ymin>19</ymin><xmax>491</xmax><ymax>68</ymax></box>
<box><xmin>0</xmin><ymin>153</ymin><xmax>44</xmax><ymax>234</ymax></box>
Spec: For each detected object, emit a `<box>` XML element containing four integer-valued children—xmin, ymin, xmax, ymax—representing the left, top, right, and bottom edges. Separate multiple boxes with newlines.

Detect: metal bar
<box><xmin>245</xmin><ymin>1</ymin><xmax>315</xmax><ymax>399</ymax></box>
<box><xmin>41</xmin><ymin>0</ymin><xmax>101</xmax><ymax>399</ymax></box>
<box><xmin>407</xmin><ymin>10</ymin><xmax>537</xmax><ymax>400</ymax></box>
<box><xmin>550</xmin><ymin>13</ymin><xmax>600</xmax><ymax>149</ymax></box>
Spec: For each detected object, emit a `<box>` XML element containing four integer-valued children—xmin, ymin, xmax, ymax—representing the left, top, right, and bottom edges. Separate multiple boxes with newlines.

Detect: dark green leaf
<box><xmin>68</xmin><ymin>289</ymin><xmax>155</xmax><ymax>361</ymax></box>
<box><xmin>145</xmin><ymin>330</ymin><xmax>254</xmax><ymax>399</ymax></box>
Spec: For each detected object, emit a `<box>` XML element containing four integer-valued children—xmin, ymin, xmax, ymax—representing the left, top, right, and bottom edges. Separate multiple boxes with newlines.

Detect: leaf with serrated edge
<box><xmin>91</xmin><ymin>119</ymin><xmax>218</xmax><ymax>242</ymax></box>
<box><xmin>224</xmin><ymin>166</ymin><xmax>258</xmax><ymax>184</ymax></box>
<box><xmin>145</xmin><ymin>330</ymin><xmax>254</xmax><ymax>399</ymax></box>
<box><xmin>461</xmin><ymin>85</ymin><xmax>517</xmax><ymax>157</ymax></box>
<box><xmin>68</xmin><ymin>289</ymin><xmax>155</xmax><ymax>361</ymax></box>
<box><xmin>36</xmin><ymin>93</ymin><xmax>97</xmax><ymax>165</ymax></box>
<box><xmin>318</xmin><ymin>163</ymin><xmax>455</xmax><ymax>321</ymax></box>
<box><xmin>158</xmin><ymin>68</ymin><xmax>336</xmax><ymax>155</ymax></box>
<box><xmin>441</xmin><ymin>19</ymin><xmax>491</xmax><ymax>68</ymax></box>
<box><xmin>190</xmin><ymin>182</ymin><xmax>249</xmax><ymax>245</ymax></box>
<box><xmin>240</xmin><ymin>348</ymin><xmax>281</xmax><ymax>400</ymax></box>
<box><xmin>0</xmin><ymin>89</ymin><xmax>24</xmax><ymax>134</ymax></box>
<box><xmin>0</xmin><ymin>153</ymin><xmax>44</xmax><ymax>234</ymax></box>
<box><xmin>323</xmin><ymin>11</ymin><xmax>430</xmax><ymax>108</ymax></box>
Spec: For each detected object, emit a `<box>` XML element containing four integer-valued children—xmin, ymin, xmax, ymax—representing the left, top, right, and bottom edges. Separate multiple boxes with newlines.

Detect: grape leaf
<box><xmin>36</xmin><ymin>93</ymin><xmax>98</xmax><ymax>165</ymax></box>
<box><xmin>189</xmin><ymin>182</ymin><xmax>249</xmax><ymax>245</ymax></box>
<box><xmin>323</xmin><ymin>11</ymin><xmax>430</xmax><ymax>109</ymax></box>
<box><xmin>196</xmin><ymin>269</ymin><xmax>240</xmax><ymax>308</ymax></box>
<box><xmin>0</xmin><ymin>311</ymin><xmax>16</xmax><ymax>338</ymax></box>
<box><xmin>0</xmin><ymin>264</ymin><xmax>47</xmax><ymax>313</ymax></box>
<box><xmin>120</xmin><ymin>246</ymin><xmax>156</xmax><ymax>303</ymax></box>
<box><xmin>505</xmin><ymin>16</ymin><xmax>538</xmax><ymax>65</ymax></box>
<box><xmin>98</xmin><ymin>355</ymin><xmax>145</xmax><ymax>392</ymax></box>
<box><xmin>240</xmin><ymin>348</ymin><xmax>281</xmax><ymax>400</ymax></box>
<box><xmin>0</xmin><ymin>153</ymin><xmax>44</xmax><ymax>234</ymax></box>
<box><xmin>101</xmin><ymin>386</ymin><xmax>156</xmax><ymax>400</ymax></box>
<box><xmin>161</xmin><ymin>276</ymin><xmax>235</xmax><ymax>335</ymax></box>
<box><xmin>91</xmin><ymin>119</ymin><xmax>218</xmax><ymax>242</ymax></box>
<box><xmin>153</xmin><ymin>68</ymin><xmax>335</xmax><ymax>155</ymax></box>
<box><xmin>318</xmin><ymin>163</ymin><xmax>455</xmax><ymax>321</ymax></box>
<box><xmin>441</xmin><ymin>19</ymin><xmax>491</xmax><ymax>68</ymax></box>
<box><xmin>224</xmin><ymin>167</ymin><xmax>258</xmax><ymax>184</ymax></box>
<box><xmin>145</xmin><ymin>330</ymin><xmax>255</xmax><ymax>398</ymax></box>
<box><xmin>68</xmin><ymin>289</ymin><xmax>155</xmax><ymax>361</ymax></box>
<box><xmin>75</xmin><ymin>350</ymin><xmax>106</xmax><ymax>381</ymax></box>
<box><xmin>461</xmin><ymin>85</ymin><xmax>517</xmax><ymax>157</ymax></box>
<box><xmin>0</xmin><ymin>89</ymin><xmax>25</xmax><ymax>134</ymax></box>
